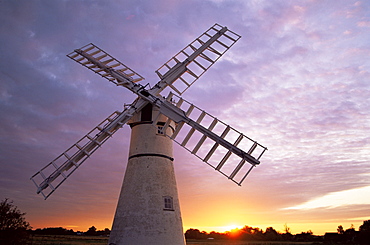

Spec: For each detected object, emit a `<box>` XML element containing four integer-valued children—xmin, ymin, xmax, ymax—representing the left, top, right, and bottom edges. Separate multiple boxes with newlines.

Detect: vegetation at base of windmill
<box><xmin>30</xmin><ymin>226</ymin><xmax>111</xmax><ymax>244</ymax></box>
<box><xmin>12</xmin><ymin>220</ymin><xmax>370</xmax><ymax>244</ymax></box>
<box><xmin>33</xmin><ymin>226</ymin><xmax>111</xmax><ymax>237</ymax></box>
<box><xmin>186</xmin><ymin>220</ymin><xmax>370</xmax><ymax>243</ymax></box>
<box><xmin>331</xmin><ymin>221</ymin><xmax>370</xmax><ymax>244</ymax></box>
<box><xmin>25</xmin><ymin>220</ymin><xmax>370</xmax><ymax>244</ymax></box>
<box><xmin>185</xmin><ymin>226</ymin><xmax>306</xmax><ymax>242</ymax></box>
<box><xmin>0</xmin><ymin>198</ymin><xmax>32</xmax><ymax>245</ymax></box>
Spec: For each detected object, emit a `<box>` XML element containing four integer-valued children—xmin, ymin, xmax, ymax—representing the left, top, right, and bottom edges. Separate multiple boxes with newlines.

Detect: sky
<box><xmin>0</xmin><ymin>0</ymin><xmax>369</xmax><ymax>236</ymax></box>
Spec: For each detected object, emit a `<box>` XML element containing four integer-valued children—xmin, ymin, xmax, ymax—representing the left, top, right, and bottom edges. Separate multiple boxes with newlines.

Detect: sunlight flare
<box><xmin>219</xmin><ymin>224</ymin><xmax>243</xmax><ymax>232</ymax></box>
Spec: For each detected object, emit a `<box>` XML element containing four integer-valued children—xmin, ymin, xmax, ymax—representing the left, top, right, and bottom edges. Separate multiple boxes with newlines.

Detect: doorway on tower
<box><xmin>141</xmin><ymin>103</ymin><xmax>153</xmax><ymax>122</ymax></box>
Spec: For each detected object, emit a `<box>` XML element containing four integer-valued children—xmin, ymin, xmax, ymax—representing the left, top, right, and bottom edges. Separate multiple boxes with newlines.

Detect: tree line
<box><xmin>33</xmin><ymin>226</ymin><xmax>110</xmax><ymax>236</ymax></box>
<box><xmin>1</xmin><ymin>198</ymin><xmax>370</xmax><ymax>244</ymax></box>
<box><xmin>185</xmin><ymin>221</ymin><xmax>370</xmax><ymax>243</ymax></box>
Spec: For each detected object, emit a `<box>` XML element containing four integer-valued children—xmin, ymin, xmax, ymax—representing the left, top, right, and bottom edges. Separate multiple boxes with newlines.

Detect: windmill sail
<box><xmin>152</xmin><ymin>92</ymin><xmax>267</xmax><ymax>185</ymax></box>
<box><xmin>155</xmin><ymin>23</ymin><xmax>241</xmax><ymax>95</ymax></box>
<box><xmin>30</xmin><ymin>105</ymin><xmax>140</xmax><ymax>199</ymax></box>
<box><xmin>66</xmin><ymin>24</ymin><xmax>241</xmax><ymax>99</ymax></box>
<box><xmin>31</xmin><ymin>24</ymin><xmax>266</xmax><ymax>199</ymax></box>
<box><xmin>67</xmin><ymin>43</ymin><xmax>145</xmax><ymax>85</ymax></box>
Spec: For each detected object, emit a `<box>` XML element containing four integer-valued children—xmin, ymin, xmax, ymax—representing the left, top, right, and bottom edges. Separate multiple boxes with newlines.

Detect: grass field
<box><xmin>31</xmin><ymin>235</ymin><xmax>108</xmax><ymax>245</ymax></box>
<box><xmin>30</xmin><ymin>235</ymin><xmax>318</xmax><ymax>245</ymax></box>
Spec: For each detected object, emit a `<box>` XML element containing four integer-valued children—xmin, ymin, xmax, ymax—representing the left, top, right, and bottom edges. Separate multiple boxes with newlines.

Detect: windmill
<box><xmin>31</xmin><ymin>24</ymin><xmax>267</xmax><ymax>245</ymax></box>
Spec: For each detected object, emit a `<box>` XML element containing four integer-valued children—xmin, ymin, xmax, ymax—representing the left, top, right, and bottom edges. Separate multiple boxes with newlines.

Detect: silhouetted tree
<box><xmin>264</xmin><ymin>227</ymin><xmax>280</xmax><ymax>241</ymax></box>
<box><xmin>343</xmin><ymin>224</ymin><xmax>357</xmax><ymax>242</ymax></box>
<box><xmin>282</xmin><ymin>224</ymin><xmax>293</xmax><ymax>241</ymax></box>
<box><xmin>239</xmin><ymin>225</ymin><xmax>253</xmax><ymax>240</ymax></box>
<box><xmin>359</xmin><ymin>220</ymin><xmax>370</xmax><ymax>232</ymax></box>
<box><xmin>251</xmin><ymin>227</ymin><xmax>264</xmax><ymax>240</ymax></box>
<box><xmin>185</xmin><ymin>229</ymin><xmax>207</xmax><ymax>239</ymax></box>
<box><xmin>295</xmin><ymin>230</ymin><xmax>314</xmax><ymax>242</ymax></box>
<box><xmin>238</xmin><ymin>225</ymin><xmax>263</xmax><ymax>240</ymax></box>
<box><xmin>283</xmin><ymin>223</ymin><xmax>291</xmax><ymax>234</ymax></box>
<box><xmin>0</xmin><ymin>199</ymin><xmax>31</xmax><ymax>244</ymax></box>
<box><xmin>337</xmin><ymin>225</ymin><xmax>344</xmax><ymax>234</ymax></box>
<box><xmin>359</xmin><ymin>220</ymin><xmax>370</xmax><ymax>244</ymax></box>
<box><xmin>85</xmin><ymin>226</ymin><xmax>97</xmax><ymax>236</ymax></box>
<box><xmin>33</xmin><ymin>227</ymin><xmax>74</xmax><ymax>235</ymax></box>
<box><xmin>96</xmin><ymin>228</ymin><xmax>110</xmax><ymax>236</ymax></box>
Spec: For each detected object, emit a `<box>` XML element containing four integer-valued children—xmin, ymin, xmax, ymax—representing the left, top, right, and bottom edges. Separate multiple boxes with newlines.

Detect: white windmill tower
<box><xmin>31</xmin><ymin>24</ymin><xmax>267</xmax><ymax>245</ymax></box>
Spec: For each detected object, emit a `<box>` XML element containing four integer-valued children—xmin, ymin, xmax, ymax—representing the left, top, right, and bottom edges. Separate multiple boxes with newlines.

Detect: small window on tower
<box><xmin>157</xmin><ymin>122</ymin><xmax>165</xmax><ymax>135</ymax></box>
<box><xmin>163</xmin><ymin>196</ymin><xmax>174</xmax><ymax>211</ymax></box>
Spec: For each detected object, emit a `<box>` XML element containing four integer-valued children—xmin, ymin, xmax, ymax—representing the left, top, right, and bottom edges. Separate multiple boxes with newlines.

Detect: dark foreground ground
<box><xmin>187</xmin><ymin>240</ymin><xmax>316</xmax><ymax>245</ymax></box>
<box><xmin>29</xmin><ymin>235</ymin><xmax>319</xmax><ymax>245</ymax></box>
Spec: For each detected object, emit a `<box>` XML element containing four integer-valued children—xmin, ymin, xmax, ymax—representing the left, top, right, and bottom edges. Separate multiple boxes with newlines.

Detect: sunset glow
<box><xmin>219</xmin><ymin>225</ymin><xmax>243</xmax><ymax>233</ymax></box>
<box><xmin>284</xmin><ymin>186</ymin><xmax>370</xmax><ymax>210</ymax></box>
<box><xmin>1</xmin><ymin>0</ymin><xmax>369</xmax><ymax>238</ymax></box>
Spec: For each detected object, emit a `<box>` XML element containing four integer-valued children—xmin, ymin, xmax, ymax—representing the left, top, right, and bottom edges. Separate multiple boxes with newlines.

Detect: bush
<box><xmin>0</xmin><ymin>199</ymin><xmax>31</xmax><ymax>244</ymax></box>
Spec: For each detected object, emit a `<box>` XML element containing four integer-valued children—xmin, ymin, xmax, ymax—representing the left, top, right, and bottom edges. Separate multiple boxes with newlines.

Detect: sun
<box><xmin>218</xmin><ymin>224</ymin><xmax>242</xmax><ymax>233</ymax></box>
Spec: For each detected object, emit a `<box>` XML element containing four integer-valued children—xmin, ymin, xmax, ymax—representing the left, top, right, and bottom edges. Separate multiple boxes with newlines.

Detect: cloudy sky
<box><xmin>1</xmin><ymin>0</ymin><xmax>369</xmax><ymax>235</ymax></box>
